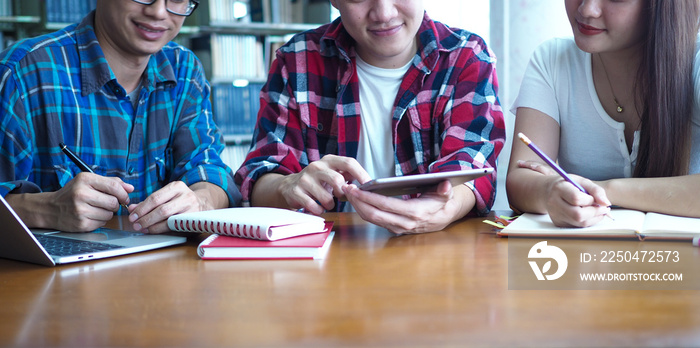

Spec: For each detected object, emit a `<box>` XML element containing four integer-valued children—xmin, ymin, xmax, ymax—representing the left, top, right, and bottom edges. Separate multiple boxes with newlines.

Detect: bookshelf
<box><xmin>0</xmin><ymin>0</ymin><xmax>41</xmax><ymax>49</ymax></box>
<box><xmin>0</xmin><ymin>0</ymin><xmax>333</xmax><ymax>170</ymax></box>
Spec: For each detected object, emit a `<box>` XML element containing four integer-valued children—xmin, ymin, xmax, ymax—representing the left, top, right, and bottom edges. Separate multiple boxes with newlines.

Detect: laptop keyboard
<box><xmin>34</xmin><ymin>234</ymin><xmax>124</xmax><ymax>256</ymax></box>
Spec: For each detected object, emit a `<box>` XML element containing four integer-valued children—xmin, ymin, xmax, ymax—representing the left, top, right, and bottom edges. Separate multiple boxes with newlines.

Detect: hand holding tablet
<box><xmin>357</xmin><ymin>168</ymin><xmax>494</xmax><ymax>196</ymax></box>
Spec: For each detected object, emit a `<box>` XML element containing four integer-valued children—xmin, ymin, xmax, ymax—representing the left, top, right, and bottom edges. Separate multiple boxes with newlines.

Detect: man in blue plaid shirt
<box><xmin>0</xmin><ymin>0</ymin><xmax>240</xmax><ymax>234</ymax></box>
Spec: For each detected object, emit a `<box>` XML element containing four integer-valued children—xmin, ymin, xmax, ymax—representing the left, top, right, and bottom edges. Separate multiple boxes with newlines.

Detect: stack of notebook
<box><xmin>167</xmin><ymin>207</ymin><xmax>334</xmax><ymax>260</ymax></box>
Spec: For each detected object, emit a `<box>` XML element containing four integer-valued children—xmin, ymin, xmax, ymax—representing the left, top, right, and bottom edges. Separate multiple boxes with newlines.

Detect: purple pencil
<box><xmin>518</xmin><ymin>132</ymin><xmax>613</xmax><ymax>220</ymax></box>
<box><xmin>517</xmin><ymin>132</ymin><xmax>587</xmax><ymax>193</ymax></box>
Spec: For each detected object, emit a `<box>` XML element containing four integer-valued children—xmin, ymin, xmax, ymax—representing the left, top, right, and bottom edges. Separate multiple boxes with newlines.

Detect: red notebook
<box><xmin>197</xmin><ymin>222</ymin><xmax>334</xmax><ymax>260</ymax></box>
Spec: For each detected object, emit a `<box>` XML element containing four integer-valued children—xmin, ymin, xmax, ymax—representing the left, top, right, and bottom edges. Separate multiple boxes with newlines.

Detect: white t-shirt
<box><xmin>511</xmin><ymin>37</ymin><xmax>700</xmax><ymax>180</ymax></box>
<box><xmin>342</xmin><ymin>56</ymin><xmax>411</xmax><ymax>212</ymax></box>
<box><xmin>355</xmin><ymin>55</ymin><xmax>412</xmax><ymax>180</ymax></box>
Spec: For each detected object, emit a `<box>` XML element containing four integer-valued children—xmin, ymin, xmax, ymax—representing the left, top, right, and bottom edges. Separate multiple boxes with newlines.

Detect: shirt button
<box><xmin>128</xmin><ymin>167</ymin><xmax>135</xmax><ymax>175</ymax></box>
<box><xmin>317</xmin><ymin>123</ymin><xmax>324</xmax><ymax>131</ymax></box>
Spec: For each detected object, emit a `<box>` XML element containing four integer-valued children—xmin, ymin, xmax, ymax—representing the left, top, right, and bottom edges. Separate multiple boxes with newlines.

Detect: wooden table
<box><xmin>1</xmin><ymin>212</ymin><xmax>699</xmax><ymax>347</ymax></box>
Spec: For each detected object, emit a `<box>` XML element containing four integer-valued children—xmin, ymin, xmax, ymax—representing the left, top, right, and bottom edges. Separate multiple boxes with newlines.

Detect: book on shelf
<box><xmin>197</xmin><ymin>223</ymin><xmax>335</xmax><ymax>260</ymax></box>
<box><xmin>199</xmin><ymin>0</ymin><xmax>327</xmax><ymax>25</ymax></box>
<box><xmin>167</xmin><ymin>207</ymin><xmax>327</xmax><ymax>241</ymax></box>
<box><xmin>498</xmin><ymin>209</ymin><xmax>700</xmax><ymax>240</ymax></box>
<box><xmin>46</xmin><ymin>0</ymin><xmax>96</xmax><ymax>24</ymax></box>
<box><xmin>0</xmin><ymin>0</ymin><xmax>12</xmax><ymax>17</ymax></box>
<box><xmin>209</xmin><ymin>0</ymin><xmax>251</xmax><ymax>24</ymax></box>
<box><xmin>213</xmin><ymin>34</ymin><xmax>265</xmax><ymax>80</ymax></box>
<box><xmin>249</xmin><ymin>0</ymin><xmax>270</xmax><ymax>23</ymax></box>
<box><xmin>192</xmin><ymin>34</ymin><xmax>265</xmax><ymax>81</ymax></box>
<box><xmin>304</xmin><ymin>0</ymin><xmax>332</xmax><ymax>24</ymax></box>
<box><xmin>212</xmin><ymin>81</ymin><xmax>263</xmax><ymax>136</ymax></box>
<box><xmin>263</xmin><ymin>35</ymin><xmax>288</xmax><ymax>71</ymax></box>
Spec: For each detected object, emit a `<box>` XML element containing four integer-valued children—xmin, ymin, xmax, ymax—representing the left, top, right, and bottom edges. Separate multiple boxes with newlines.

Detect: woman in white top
<box><xmin>507</xmin><ymin>0</ymin><xmax>700</xmax><ymax>227</ymax></box>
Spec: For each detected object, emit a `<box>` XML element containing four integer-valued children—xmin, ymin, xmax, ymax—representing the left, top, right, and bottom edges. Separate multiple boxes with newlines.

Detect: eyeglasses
<box><xmin>131</xmin><ymin>0</ymin><xmax>199</xmax><ymax>17</ymax></box>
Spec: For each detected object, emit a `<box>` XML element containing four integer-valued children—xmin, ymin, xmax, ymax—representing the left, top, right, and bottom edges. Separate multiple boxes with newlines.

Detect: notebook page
<box><xmin>642</xmin><ymin>213</ymin><xmax>700</xmax><ymax>237</ymax></box>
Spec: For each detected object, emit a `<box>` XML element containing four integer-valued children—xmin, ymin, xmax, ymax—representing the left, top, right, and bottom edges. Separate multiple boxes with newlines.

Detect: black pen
<box><xmin>59</xmin><ymin>142</ymin><xmax>129</xmax><ymax>212</ymax></box>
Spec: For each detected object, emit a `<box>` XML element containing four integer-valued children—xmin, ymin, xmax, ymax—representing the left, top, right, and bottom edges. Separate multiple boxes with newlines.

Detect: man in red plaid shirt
<box><xmin>235</xmin><ymin>0</ymin><xmax>505</xmax><ymax>234</ymax></box>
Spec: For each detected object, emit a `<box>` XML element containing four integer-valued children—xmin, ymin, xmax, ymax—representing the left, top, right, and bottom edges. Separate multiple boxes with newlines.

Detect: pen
<box><xmin>59</xmin><ymin>142</ymin><xmax>129</xmax><ymax>212</ymax></box>
<box><xmin>518</xmin><ymin>132</ymin><xmax>613</xmax><ymax>220</ymax></box>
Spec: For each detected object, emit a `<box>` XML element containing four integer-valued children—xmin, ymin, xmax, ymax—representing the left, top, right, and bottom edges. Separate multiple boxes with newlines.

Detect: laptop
<box><xmin>0</xmin><ymin>194</ymin><xmax>187</xmax><ymax>266</ymax></box>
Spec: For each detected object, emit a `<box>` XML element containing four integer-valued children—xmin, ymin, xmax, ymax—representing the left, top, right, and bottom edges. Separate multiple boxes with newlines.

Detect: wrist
<box><xmin>4</xmin><ymin>193</ymin><xmax>55</xmax><ymax>229</ymax></box>
<box><xmin>451</xmin><ymin>185</ymin><xmax>474</xmax><ymax>220</ymax></box>
<box><xmin>542</xmin><ymin>174</ymin><xmax>564</xmax><ymax>205</ymax></box>
<box><xmin>251</xmin><ymin>173</ymin><xmax>287</xmax><ymax>208</ymax></box>
<box><xmin>597</xmin><ymin>179</ymin><xmax>616</xmax><ymax>205</ymax></box>
<box><xmin>190</xmin><ymin>182</ymin><xmax>229</xmax><ymax>210</ymax></box>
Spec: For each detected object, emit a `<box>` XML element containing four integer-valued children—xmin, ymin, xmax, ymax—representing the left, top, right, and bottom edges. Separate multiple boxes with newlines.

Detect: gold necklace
<box><xmin>598</xmin><ymin>53</ymin><xmax>623</xmax><ymax>113</ymax></box>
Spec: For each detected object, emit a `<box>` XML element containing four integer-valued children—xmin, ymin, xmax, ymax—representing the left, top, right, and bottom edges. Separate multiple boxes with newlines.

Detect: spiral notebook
<box><xmin>167</xmin><ymin>207</ymin><xmax>327</xmax><ymax>241</ymax></box>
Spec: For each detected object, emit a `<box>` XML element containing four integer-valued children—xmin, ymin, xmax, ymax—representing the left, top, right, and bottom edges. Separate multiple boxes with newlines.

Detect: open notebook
<box><xmin>498</xmin><ymin>209</ymin><xmax>700</xmax><ymax>240</ymax></box>
<box><xmin>0</xmin><ymin>195</ymin><xmax>186</xmax><ymax>266</ymax></box>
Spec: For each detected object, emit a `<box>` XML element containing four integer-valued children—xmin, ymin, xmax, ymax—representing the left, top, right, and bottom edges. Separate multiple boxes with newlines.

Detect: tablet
<box><xmin>358</xmin><ymin>168</ymin><xmax>494</xmax><ymax>196</ymax></box>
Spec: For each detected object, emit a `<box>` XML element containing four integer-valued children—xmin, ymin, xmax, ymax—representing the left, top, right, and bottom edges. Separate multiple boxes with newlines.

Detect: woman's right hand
<box><xmin>543</xmin><ymin>174</ymin><xmax>612</xmax><ymax>228</ymax></box>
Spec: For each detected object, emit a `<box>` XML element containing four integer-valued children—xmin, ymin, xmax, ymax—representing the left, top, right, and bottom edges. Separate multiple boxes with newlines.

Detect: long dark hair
<box><xmin>634</xmin><ymin>0</ymin><xmax>700</xmax><ymax>177</ymax></box>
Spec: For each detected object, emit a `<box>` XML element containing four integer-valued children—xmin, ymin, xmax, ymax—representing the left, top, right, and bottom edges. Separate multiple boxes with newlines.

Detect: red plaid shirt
<box><xmin>235</xmin><ymin>13</ymin><xmax>505</xmax><ymax>215</ymax></box>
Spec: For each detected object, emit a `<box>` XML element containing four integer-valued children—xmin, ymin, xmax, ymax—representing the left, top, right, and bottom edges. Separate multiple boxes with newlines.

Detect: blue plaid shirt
<box><xmin>0</xmin><ymin>12</ymin><xmax>241</xmax><ymax>209</ymax></box>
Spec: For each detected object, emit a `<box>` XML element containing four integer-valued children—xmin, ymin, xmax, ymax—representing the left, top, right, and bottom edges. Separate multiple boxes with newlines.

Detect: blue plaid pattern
<box><xmin>0</xmin><ymin>12</ymin><xmax>240</xmax><ymax>209</ymax></box>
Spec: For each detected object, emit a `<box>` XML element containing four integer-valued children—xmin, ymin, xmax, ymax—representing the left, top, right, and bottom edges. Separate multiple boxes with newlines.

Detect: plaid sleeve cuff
<box><xmin>181</xmin><ymin>165</ymin><xmax>241</xmax><ymax>207</ymax></box>
<box><xmin>0</xmin><ymin>181</ymin><xmax>42</xmax><ymax>197</ymax></box>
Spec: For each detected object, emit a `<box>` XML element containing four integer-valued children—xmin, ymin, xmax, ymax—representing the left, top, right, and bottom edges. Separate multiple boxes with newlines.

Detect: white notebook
<box><xmin>167</xmin><ymin>207</ymin><xmax>327</xmax><ymax>241</ymax></box>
